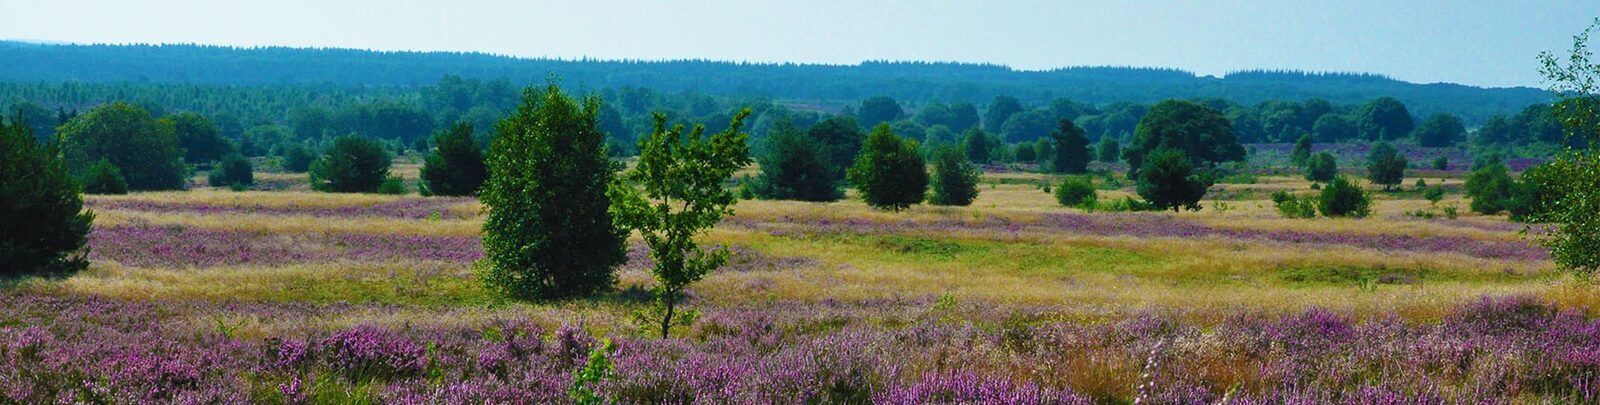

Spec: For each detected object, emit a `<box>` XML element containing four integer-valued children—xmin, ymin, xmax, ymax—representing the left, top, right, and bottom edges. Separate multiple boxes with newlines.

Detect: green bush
<box><xmin>207</xmin><ymin>153</ymin><xmax>254</xmax><ymax>189</ymax></box>
<box><xmin>1096</xmin><ymin>138</ymin><xmax>1120</xmax><ymax>163</ymax></box>
<box><xmin>1431</xmin><ymin>156</ymin><xmax>1449</xmax><ymax>170</ymax></box>
<box><xmin>847</xmin><ymin>124</ymin><xmax>928</xmax><ymax>211</ymax></box>
<box><xmin>376</xmin><ymin>176</ymin><xmax>407</xmax><ymax>195</ymax></box>
<box><xmin>2</xmin><ymin>117</ymin><xmax>93</xmax><ymax>276</ymax></box>
<box><xmin>928</xmin><ymin>145</ymin><xmax>979</xmax><ymax>206</ymax></box>
<box><xmin>419</xmin><ymin>122</ymin><xmax>488</xmax><ymax>196</ymax></box>
<box><xmin>1134</xmin><ymin>148</ymin><xmax>1206</xmax><ymax>212</ymax></box>
<box><xmin>1304</xmin><ymin>152</ymin><xmax>1338</xmax><ymax>182</ymax></box>
<box><xmin>281</xmin><ymin>144</ymin><xmax>315</xmax><ymax>173</ymax></box>
<box><xmin>1318</xmin><ymin>176</ymin><xmax>1372</xmax><ymax>218</ymax></box>
<box><xmin>1464</xmin><ymin>158</ymin><xmax>1515</xmax><ymax>214</ymax></box>
<box><xmin>309</xmin><ymin>135</ymin><xmax>392</xmax><ymax>193</ymax></box>
<box><xmin>1055</xmin><ymin>176</ymin><xmax>1097</xmax><ymax>207</ymax></box>
<box><xmin>1365</xmin><ymin>142</ymin><xmax>1407</xmax><ymax>191</ymax></box>
<box><xmin>479</xmin><ymin>84</ymin><xmax>627</xmax><ymax>301</ymax></box>
<box><xmin>1270</xmin><ymin>191</ymin><xmax>1318</xmax><ymax>218</ymax></box>
<box><xmin>1290</xmin><ymin>134</ymin><xmax>1312</xmax><ymax>167</ymax></box>
<box><xmin>81</xmin><ymin>159</ymin><xmax>129</xmax><ymax>195</ymax></box>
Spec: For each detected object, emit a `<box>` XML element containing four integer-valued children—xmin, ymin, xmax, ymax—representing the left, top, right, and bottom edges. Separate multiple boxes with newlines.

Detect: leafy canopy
<box><xmin>847</xmin><ymin>124</ymin><xmax>929</xmax><ymax>211</ymax></box>
<box><xmin>1</xmin><ymin>116</ymin><xmax>93</xmax><ymax>277</ymax></box>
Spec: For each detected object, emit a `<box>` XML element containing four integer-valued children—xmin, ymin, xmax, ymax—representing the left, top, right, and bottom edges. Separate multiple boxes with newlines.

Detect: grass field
<box><xmin>3</xmin><ymin>157</ymin><xmax>1596</xmax><ymax>403</ymax></box>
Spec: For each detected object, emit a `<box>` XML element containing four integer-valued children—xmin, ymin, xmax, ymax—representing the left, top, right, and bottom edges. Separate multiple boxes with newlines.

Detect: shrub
<box><xmin>1096</xmin><ymin>137</ymin><xmax>1120</xmax><ymax>162</ymax></box>
<box><xmin>1055</xmin><ymin>176</ymin><xmax>1097</xmax><ymax>207</ymax></box>
<box><xmin>1304</xmin><ymin>152</ymin><xmax>1338</xmax><ymax>182</ymax></box>
<box><xmin>1365</xmin><ymin>142</ymin><xmax>1407</xmax><ymax>191</ymax></box>
<box><xmin>1270</xmin><ymin>191</ymin><xmax>1318</xmax><ymax>218</ymax></box>
<box><xmin>2</xmin><ymin>118</ymin><xmax>93</xmax><ymax>276</ymax></box>
<box><xmin>376</xmin><ymin>176</ymin><xmax>406</xmax><ymax>195</ymax></box>
<box><xmin>1013</xmin><ymin>143</ymin><xmax>1036</xmax><ymax>162</ymax></box>
<box><xmin>419</xmin><ymin>122</ymin><xmax>488</xmax><ymax>196</ymax></box>
<box><xmin>1318</xmin><ymin>176</ymin><xmax>1372</xmax><ymax>218</ymax></box>
<box><xmin>81</xmin><ymin>159</ymin><xmax>129</xmax><ymax>195</ymax></box>
<box><xmin>1290</xmin><ymin>134</ymin><xmax>1312</xmax><ymax>167</ymax></box>
<box><xmin>56</xmin><ymin>102</ymin><xmax>187</xmax><ymax>191</ymax></box>
<box><xmin>847</xmin><ymin>124</ymin><xmax>928</xmax><ymax>211</ymax></box>
<box><xmin>207</xmin><ymin>153</ymin><xmax>254</xmax><ymax>189</ymax></box>
<box><xmin>1464</xmin><ymin>158</ymin><xmax>1515</xmax><ymax>214</ymax></box>
<box><xmin>1431</xmin><ymin>156</ymin><xmax>1449</xmax><ymax>170</ymax></box>
<box><xmin>1134</xmin><ymin>148</ymin><xmax>1206</xmax><ymax>212</ymax></box>
<box><xmin>480</xmin><ymin>84</ymin><xmax>627</xmax><ymax>301</ymax></box>
<box><xmin>1424</xmin><ymin>186</ymin><xmax>1445</xmax><ymax>206</ymax></box>
<box><xmin>281</xmin><ymin>144</ymin><xmax>315</xmax><ymax>173</ymax></box>
<box><xmin>928</xmin><ymin>145</ymin><xmax>980</xmax><ymax>206</ymax></box>
<box><xmin>309</xmin><ymin>135</ymin><xmax>392</xmax><ymax>193</ymax></box>
<box><xmin>754</xmin><ymin>120</ymin><xmax>841</xmax><ymax>201</ymax></box>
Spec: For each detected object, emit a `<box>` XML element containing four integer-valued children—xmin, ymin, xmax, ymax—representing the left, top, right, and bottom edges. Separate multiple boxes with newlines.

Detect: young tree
<box><xmin>610</xmin><ymin>110</ymin><xmax>752</xmax><ymax>339</ymax></box>
<box><xmin>1290</xmin><ymin>134</ymin><xmax>1313</xmax><ymax>167</ymax></box>
<box><xmin>207</xmin><ymin>152</ymin><xmax>254</xmax><ymax>189</ymax></box>
<box><xmin>1305</xmin><ymin>152</ymin><xmax>1338</xmax><ymax>182</ymax></box>
<box><xmin>1051</xmin><ymin>119</ymin><xmax>1091</xmax><ymax>173</ymax></box>
<box><xmin>848</xmin><ymin>124</ymin><xmax>929</xmax><ymax>211</ymax></box>
<box><xmin>56</xmin><ymin>102</ymin><xmax>187</xmax><ymax>191</ymax></box>
<box><xmin>927</xmin><ymin>144</ymin><xmax>979</xmax><ymax>206</ymax></box>
<box><xmin>1318</xmin><ymin>176</ymin><xmax>1372</xmax><ymax>218</ymax></box>
<box><xmin>1135</xmin><ymin>148</ymin><xmax>1207</xmax><ymax>212</ymax></box>
<box><xmin>961</xmin><ymin>128</ymin><xmax>992</xmax><ymax>164</ymax></box>
<box><xmin>755</xmin><ymin>120</ymin><xmax>841</xmax><ymax>201</ymax></box>
<box><xmin>164</xmin><ymin>112</ymin><xmax>233</xmax><ymax>164</ymax></box>
<box><xmin>1413</xmin><ymin>112</ymin><xmax>1466</xmax><ymax>147</ymax></box>
<box><xmin>420</xmin><ymin>122</ymin><xmax>488</xmax><ymax>196</ymax></box>
<box><xmin>81</xmin><ymin>159</ymin><xmax>129</xmax><ymax>195</ymax></box>
<box><xmin>480</xmin><ymin>84</ymin><xmax>628</xmax><ymax>301</ymax></box>
<box><xmin>309</xmin><ymin>135</ymin><xmax>392</xmax><ymax>193</ymax></box>
<box><xmin>2</xmin><ymin>117</ymin><xmax>93</xmax><ymax>277</ymax></box>
<box><xmin>1530</xmin><ymin>20</ymin><xmax>1600</xmax><ymax>275</ymax></box>
<box><xmin>1096</xmin><ymin>137</ymin><xmax>1120</xmax><ymax>162</ymax></box>
<box><xmin>1365</xmin><ymin>141</ymin><xmax>1408</xmax><ymax>191</ymax></box>
<box><xmin>1035</xmin><ymin>138</ymin><xmax>1054</xmax><ymax>164</ymax></box>
<box><xmin>807</xmin><ymin>116</ymin><xmax>866</xmax><ymax>180</ymax></box>
<box><xmin>281</xmin><ymin>144</ymin><xmax>315</xmax><ymax>173</ymax></box>
<box><xmin>1464</xmin><ymin>157</ymin><xmax>1516</xmax><ymax>214</ymax></box>
<box><xmin>1123</xmin><ymin>100</ymin><xmax>1244</xmax><ymax>177</ymax></box>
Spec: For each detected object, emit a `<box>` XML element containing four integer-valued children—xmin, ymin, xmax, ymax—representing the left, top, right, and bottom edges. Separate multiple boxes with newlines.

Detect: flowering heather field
<box><xmin>3</xmin><ymin>170</ymin><xmax>1594</xmax><ymax>403</ymax></box>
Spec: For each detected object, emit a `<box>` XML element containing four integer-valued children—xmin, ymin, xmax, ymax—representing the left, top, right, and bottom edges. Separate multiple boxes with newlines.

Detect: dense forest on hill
<box><xmin>0</xmin><ymin>41</ymin><xmax>1549</xmax><ymax>124</ymax></box>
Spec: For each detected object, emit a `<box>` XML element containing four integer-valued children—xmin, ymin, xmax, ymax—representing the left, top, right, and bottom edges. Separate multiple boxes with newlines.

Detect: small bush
<box><xmin>1318</xmin><ymin>176</ymin><xmax>1372</xmax><ymax>218</ymax></box>
<box><xmin>207</xmin><ymin>153</ymin><xmax>254</xmax><ymax>189</ymax></box>
<box><xmin>282</xmin><ymin>144</ymin><xmax>315</xmax><ymax>173</ymax></box>
<box><xmin>1431</xmin><ymin>156</ymin><xmax>1449</xmax><ymax>170</ymax></box>
<box><xmin>1086</xmin><ymin>196</ymin><xmax>1156</xmax><ymax>212</ymax></box>
<box><xmin>1270</xmin><ymin>191</ymin><xmax>1318</xmax><ymax>218</ymax></box>
<box><xmin>418</xmin><ymin>122</ymin><xmax>487</xmax><ymax>196</ymax></box>
<box><xmin>376</xmin><ymin>176</ymin><xmax>407</xmax><ymax>195</ymax></box>
<box><xmin>81</xmin><ymin>159</ymin><xmax>129</xmax><ymax>195</ymax></box>
<box><xmin>1055</xmin><ymin>176</ymin><xmax>1097</xmax><ymax>207</ymax></box>
<box><xmin>1304</xmin><ymin>152</ymin><xmax>1338</xmax><ymax>182</ymax></box>
<box><xmin>1424</xmin><ymin>186</ymin><xmax>1445</xmax><ymax>205</ymax></box>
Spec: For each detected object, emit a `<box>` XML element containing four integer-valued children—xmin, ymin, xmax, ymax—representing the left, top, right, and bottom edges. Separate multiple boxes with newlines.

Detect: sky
<box><xmin>2</xmin><ymin>1</ymin><xmax>1596</xmax><ymax>88</ymax></box>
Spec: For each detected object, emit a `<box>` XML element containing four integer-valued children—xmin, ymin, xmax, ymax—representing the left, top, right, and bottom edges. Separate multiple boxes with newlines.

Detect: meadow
<box><xmin>3</xmin><ymin>154</ymin><xmax>1597</xmax><ymax>404</ymax></box>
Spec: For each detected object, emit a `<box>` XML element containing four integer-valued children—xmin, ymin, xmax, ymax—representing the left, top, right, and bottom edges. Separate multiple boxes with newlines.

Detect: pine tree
<box><xmin>928</xmin><ymin>144</ymin><xmax>979</xmax><ymax>206</ymax></box>
<box><xmin>847</xmin><ymin>124</ymin><xmax>929</xmax><ymax>211</ymax></box>
<box><xmin>420</xmin><ymin>122</ymin><xmax>488</xmax><ymax>196</ymax></box>
<box><xmin>2</xmin><ymin>116</ymin><xmax>93</xmax><ymax>276</ymax></box>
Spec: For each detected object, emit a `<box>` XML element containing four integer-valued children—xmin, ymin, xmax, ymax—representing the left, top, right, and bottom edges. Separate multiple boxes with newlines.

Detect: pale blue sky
<box><xmin>2</xmin><ymin>1</ymin><xmax>1595</xmax><ymax>88</ymax></box>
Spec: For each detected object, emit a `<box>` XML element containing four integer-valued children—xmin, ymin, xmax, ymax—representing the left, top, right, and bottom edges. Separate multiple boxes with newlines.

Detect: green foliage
<box><xmin>1290</xmin><ymin>134</ymin><xmax>1312</xmax><ymax>167</ymax></box>
<box><xmin>1</xmin><ymin>117</ymin><xmax>93</xmax><ymax>277</ymax></box>
<box><xmin>1357</xmin><ymin>97</ymin><xmax>1415</xmax><ymax>141</ymax></box>
<box><xmin>1312</xmin><ymin>114</ymin><xmax>1357</xmax><ymax>142</ymax></box>
<box><xmin>1431</xmin><ymin>156</ymin><xmax>1449</xmax><ymax>170</ymax></box>
<box><xmin>164</xmin><ymin>112</ymin><xmax>233</xmax><ymax>164</ymax></box>
<box><xmin>282</xmin><ymin>144</ymin><xmax>315</xmax><ymax>173</ymax></box>
<box><xmin>56</xmin><ymin>101</ymin><xmax>187</xmax><ymax>191</ymax></box>
<box><xmin>609</xmin><ymin>110</ymin><xmax>752</xmax><ymax>338</ymax></box>
<box><xmin>1055</xmin><ymin>176</ymin><xmax>1098</xmax><ymax>207</ymax></box>
<box><xmin>927</xmin><ymin>145</ymin><xmax>979</xmax><ymax>206</ymax></box>
<box><xmin>847</xmin><ymin>124</ymin><xmax>929</xmax><ymax>211</ymax></box>
<box><xmin>1519</xmin><ymin>152</ymin><xmax>1600</xmax><ymax>275</ymax></box>
<box><xmin>984</xmin><ymin>95</ymin><xmax>1023</xmax><ymax>133</ymax></box>
<box><xmin>207</xmin><ymin>153</ymin><xmax>254</xmax><ymax>189</ymax></box>
<box><xmin>1034</xmin><ymin>138</ymin><xmax>1053</xmax><ymax>164</ymax></box>
<box><xmin>1124</xmin><ymin>100</ymin><xmax>1244</xmax><ymax>177</ymax></box>
<box><xmin>376</xmin><ymin>176</ymin><xmax>406</xmax><ymax>195</ymax></box>
<box><xmin>1013</xmin><ymin>143</ymin><xmax>1036</xmax><ymax>162</ymax></box>
<box><xmin>1318</xmin><ymin>176</ymin><xmax>1372</xmax><ymax>218</ymax></box>
<box><xmin>1096</xmin><ymin>137</ymin><xmax>1120</xmax><ymax>162</ymax></box>
<box><xmin>1134</xmin><ymin>148</ymin><xmax>1207</xmax><ymax>212</ymax></box>
<box><xmin>1305</xmin><ymin>152</ymin><xmax>1338</xmax><ymax>182</ymax></box>
<box><xmin>81</xmin><ymin>159</ymin><xmax>129</xmax><ymax>195</ymax></box>
<box><xmin>857</xmin><ymin>96</ymin><xmax>903</xmax><ymax>128</ymax></box>
<box><xmin>1051</xmin><ymin>119</ymin><xmax>1091</xmax><ymax>173</ymax></box>
<box><xmin>570</xmin><ymin>338</ymin><xmax>614</xmax><ymax>405</ymax></box>
<box><xmin>480</xmin><ymin>84</ymin><xmax>628</xmax><ymax>301</ymax></box>
<box><xmin>1270</xmin><ymin>191</ymin><xmax>1318</xmax><ymax>218</ymax></box>
<box><xmin>1465</xmin><ymin>158</ymin><xmax>1515</xmax><ymax>214</ymax></box>
<box><xmin>1000</xmin><ymin>110</ymin><xmax>1055</xmax><ymax>143</ymax></box>
<box><xmin>419</xmin><ymin>122</ymin><xmax>488</xmax><ymax>196</ymax></box>
<box><xmin>807</xmin><ymin>116</ymin><xmax>866</xmax><ymax>180</ymax></box>
<box><xmin>1424</xmin><ymin>186</ymin><xmax>1446</xmax><ymax>205</ymax></box>
<box><xmin>309</xmin><ymin>135</ymin><xmax>392</xmax><ymax>193</ymax></box>
<box><xmin>1364</xmin><ymin>142</ymin><xmax>1408</xmax><ymax>191</ymax></box>
<box><xmin>1414</xmin><ymin>112</ymin><xmax>1466</xmax><ymax>147</ymax></box>
<box><xmin>961</xmin><ymin>128</ymin><xmax>992</xmax><ymax>164</ymax></box>
<box><xmin>755</xmin><ymin>120</ymin><xmax>842</xmax><ymax>201</ymax></box>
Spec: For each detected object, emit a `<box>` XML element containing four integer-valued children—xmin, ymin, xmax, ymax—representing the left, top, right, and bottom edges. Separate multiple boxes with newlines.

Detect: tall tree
<box><xmin>1051</xmin><ymin>119</ymin><xmax>1091</xmax><ymax>173</ymax></box>
<box><xmin>1413</xmin><ymin>112</ymin><xmax>1466</xmax><ymax>147</ymax></box>
<box><xmin>1</xmin><ymin>116</ymin><xmax>93</xmax><ymax>276</ymax></box>
<box><xmin>857</xmin><ymin>96</ymin><xmax>904</xmax><ymax>128</ymax></box>
<box><xmin>755</xmin><ymin>119</ymin><xmax>841</xmax><ymax>201</ymax></box>
<box><xmin>1312</xmin><ymin>114</ymin><xmax>1357</xmax><ymax>142</ymax></box>
<box><xmin>847</xmin><ymin>124</ymin><xmax>928</xmax><ymax>211</ymax></box>
<box><xmin>480</xmin><ymin>84</ymin><xmax>628</xmax><ymax>301</ymax></box>
<box><xmin>948</xmin><ymin>102</ymin><xmax>981</xmax><ymax>133</ymax></box>
<box><xmin>164</xmin><ymin>112</ymin><xmax>233</xmax><ymax>164</ymax></box>
<box><xmin>983</xmin><ymin>95</ymin><xmax>1023</xmax><ymax>133</ymax></box>
<box><xmin>927</xmin><ymin>144</ymin><xmax>980</xmax><ymax>206</ymax></box>
<box><xmin>609</xmin><ymin>110</ymin><xmax>752</xmax><ymax>339</ymax></box>
<box><xmin>1000</xmin><ymin>110</ymin><xmax>1054</xmax><ymax>143</ymax></box>
<box><xmin>1123</xmin><ymin>100</ymin><xmax>1244</xmax><ymax>177</ymax></box>
<box><xmin>1096</xmin><ymin>137</ymin><xmax>1120</xmax><ymax>162</ymax></box>
<box><xmin>1531</xmin><ymin>22</ymin><xmax>1600</xmax><ymax>275</ymax></box>
<box><xmin>56</xmin><ymin>102</ymin><xmax>187</xmax><ymax>191</ymax></box>
<box><xmin>420</xmin><ymin>122</ymin><xmax>488</xmax><ymax>196</ymax></box>
<box><xmin>1357</xmin><ymin>97</ymin><xmax>1415</xmax><ymax>141</ymax></box>
<box><xmin>807</xmin><ymin>116</ymin><xmax>866</xmax><ymax>180</ymax></box>
<box><xmin>961</xmin><ymin>128</ymin><xmax>992</xmax><ymax>164</ymax></box>
<box><xmin>1365</xmin><ymin>141</ymin><xmax>1408</xmax><ymax>191</ymax></box>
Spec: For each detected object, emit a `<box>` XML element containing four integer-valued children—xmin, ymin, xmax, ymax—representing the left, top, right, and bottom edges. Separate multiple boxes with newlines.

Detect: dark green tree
<box><xmin>57</xmin><ymin>102</ymin><xmax>187</xmax><ymax>191</ymax></box>
<box><xmin>1365</xmin><ymin>142</ymin><xmax>1408</xmax><ymax>191</ymax></box>
<box><xmin>1034</xmin><ymin>138</ymin><xmax>1054</xmax><ymax>164</ymax></box>
<box><xmin>1013</xmin><ymin>143</ymin><xmax>1036</xmax><ymax>162</ymax></box>
<box><xmin>1312</xmin><ymin>114</ymin><xmax>1356</xmax><ymax>142</ymax></box>
<box><xmin>1413</xmin><ymin>112</ymin><xmax>1466</xmax><ymax>147</ymax></box>
<box><xmin>755</xmin><ymin>120</ymin><xmax>841</xmax><ymax>201</ymax></box>
<box><xmin>2</xmin><ymin>117</ymin><xmax>93</xmax><ymax>276</ymax></box>
<box><xmin>1135</xmin><ymin>148</ymin><xmax>1207</xmax><ymax>212</ymax></box>
<box><xmin>847</xmin><ymin>124</ymin><xmax>928</xmax><ymax>211</ymax></box>
<box><xmin>1055</xmin><ymin>176</ymin><xmax>1097</xmax><ymax>207</ymax></box>
<box><xmin>164</xmin><ymin>112</ymin><xmax>233</xmax><ymax>164</ymax></box>
<box><xmin>1290</xmin><ymin>134</ymin><xmax>1313</xmax><ymax>167</ymax></box>
<box><xmin>927</xmin><ymin>144</ymin><xmax>979</xmax><ymax>206</ymax></box>
<box><xmin>81</xmin><ymin>159</ymin><xmax>129</xmax><ymax>195</ymax></box>
<box><xmin>609</xmin><ymin>110</ymin><xmax>752</xmax><ymax>338</ymax></box>
<box><xmin>948</xmin><ymin>102</ymin><xmax>981</xmax><ymax>133</ymax></box>
<box><xmin>1123</xmin><ymin>100</ymin><xmax>1244</xmax><ymax>177</ymax></box>
<box><xmin>309</xmin><ymin>136</ymin><xmax>391</xmax><ymax>193</ymax></box>
<box><xmin>961</xmin><ymin>128</ymin><xmax>992</xmax><ymax>164</ymax></box>
<box><xmin>207</xmin><ymin>152</ymin><xmax>254</xmax><ymax>188</ymax></box>
<box><xmin>1318</xmin><ymin>176</ymin><xmax>1372</xmax><ymax>218</ymax></box>
<box><xmin>1305</xmin><ymin>152</ymin><xmax>1338</xmax><ymax>182</ymax></box>
<box><xmin>1000</xmin><ymin>110</ymin><xmax>1054</xmax><ymax>143</ymax></box>
<box><xmin>420</xmin><ymin>122</ymin><xmax>488</xmax><ymax>196</ymax></box>
<box><xmin>1356</xmin><ymin>97</ymin><xmax>1415</xmax><ymax>141</ymax></box>
<box><xmin>1051</xmin><ymin>119</ymin><xmax>1091</xmax><ymax>173</ymax></box>
<box><xmin>1464</xmin><ymin>156</ymin><xmax>1515</xmax><ymax>214</ymax></box>
<box><xmin>1096</xmin><ymin>137</ymin><xmax>1120</xmax><ymax>162</ymax></box>
<box><xmin>807</xmin><ymin>116</ymin><xmax>866</xmax><ymax>180</ymax></box>
<box><xmin>984</xmin><ymin>95</ymin><xmax>1023</xmax><ymax>133</ymax></box>
<box><xmin>857</xmin><ymin>96</ymin><xmax>903</xmax><ymax>128</ymax></box>
<box><xmin>480</xmin><ymin>84</ymin><xmax>628</xmax><ymax>301</ymax></box>
<box><xmin>281</xmin><ymin>144</ymin><xmax>315</xmax><ymax>173</ymax></box>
